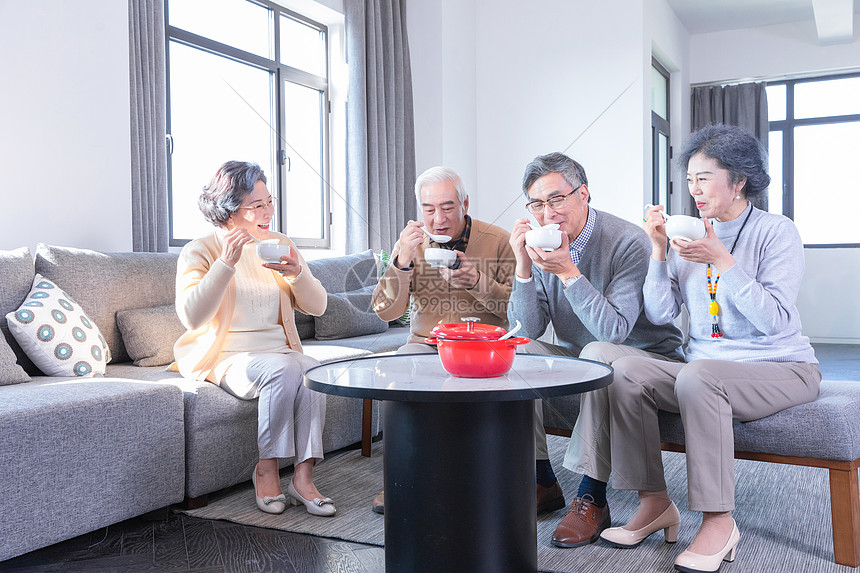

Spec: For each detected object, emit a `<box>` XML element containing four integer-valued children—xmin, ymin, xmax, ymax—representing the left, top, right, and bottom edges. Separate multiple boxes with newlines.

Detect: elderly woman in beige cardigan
<box><xmin>174</xmin><ymin>161</ymin><xmax>334</xmax><ymax>517</ymax></box>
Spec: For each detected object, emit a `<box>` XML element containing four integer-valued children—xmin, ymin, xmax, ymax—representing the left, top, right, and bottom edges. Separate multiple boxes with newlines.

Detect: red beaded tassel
<box><xmin>707</xmin><ymin>264</ymin><xmax>723</xmax><ymax>338</ymax></box>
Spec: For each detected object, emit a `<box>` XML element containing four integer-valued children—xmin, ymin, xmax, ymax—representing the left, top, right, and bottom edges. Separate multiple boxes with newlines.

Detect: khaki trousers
<box><xmin>608</xmin><ymin>354</ymin><xmax>821</xmax><ymax>511</ymax></box>
<box><xmin>526</xmin><ymin>341</ymin><xmax>675</xmax><ymax>481</ymax></box>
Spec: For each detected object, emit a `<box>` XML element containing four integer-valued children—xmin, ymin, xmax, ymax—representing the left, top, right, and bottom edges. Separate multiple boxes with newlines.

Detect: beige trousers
<box><xmin>526</xmin><ymin>340</ymin><xmax>676</xmax><ymax>480</ymax></box>
<box><xmin>608</xmin><ymin>353</ymin><xmax>821</xmax><ymax>511</ymax></box>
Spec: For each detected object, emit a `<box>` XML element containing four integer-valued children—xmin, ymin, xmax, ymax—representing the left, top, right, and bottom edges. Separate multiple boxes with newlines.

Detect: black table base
<box><xmin>383</xmin><ymin>399</ymin><xmax>537</xmax><ymax>573</ymax></box>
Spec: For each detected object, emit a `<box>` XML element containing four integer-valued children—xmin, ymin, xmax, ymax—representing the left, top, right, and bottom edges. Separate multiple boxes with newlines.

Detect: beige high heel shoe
<box><xmin>673</xmin><ymin>519</ymin><xmax>740</xmax><ymax>573</ymax></box>
<box><xmin>251</xmin><ymin>465</ymin><xmax>286</xmax><ymax>515</ymax></box>
<box><xmin>286</xmin><ymin>479</ymin><xmax>336</xmax><ymax>517</ymax></box>
<box><xmin>600</xmin><ymin>501</ymin><xmax>681</xmax><ymax>548</ymax></box>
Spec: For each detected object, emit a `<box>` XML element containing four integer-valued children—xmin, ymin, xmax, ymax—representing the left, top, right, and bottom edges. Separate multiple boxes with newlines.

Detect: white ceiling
<box><xmin>665</xmin><ymin>0</ymin><xmax>860</xmax><ymax>43</ymax></box>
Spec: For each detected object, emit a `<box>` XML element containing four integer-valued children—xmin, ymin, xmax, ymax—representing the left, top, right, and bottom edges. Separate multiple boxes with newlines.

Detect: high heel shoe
<box><xmin>600</xmin><ymin>501</ymin><xmax>681</xmax><ymax>548</ymax></box>
<box><xmin>286</xmin><ymin>479</ymin><xmax>336</xmax><ymax>517</ymax></box>
<box><xmin>674</xmin><ymin>519</ymin><xmax>740</xmax><ymax>573</ymax></box>
<box><xmin>251</xmin><ymin>465</ymin><xmax>286</xmax><ymax>515</ymax></box>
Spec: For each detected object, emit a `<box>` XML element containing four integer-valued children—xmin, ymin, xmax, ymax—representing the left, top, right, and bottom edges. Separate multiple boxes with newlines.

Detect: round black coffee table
<box><xmin>305</xmin><ymin>353</ymin><xmax>612</xmax><ymax>573</ymax></box>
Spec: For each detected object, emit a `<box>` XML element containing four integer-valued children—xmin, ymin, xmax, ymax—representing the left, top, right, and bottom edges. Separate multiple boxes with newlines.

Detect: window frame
<box><xmin>768</xmin><ymin>71</ymin><xmax>860</xmax><ymax>248</ymax></box>
<box><xmin>651</xmin><ymin>58</ymin><xmax>672</xmax><ymax>213</ymax></box>
<box><xmin>164</xmin><ymin>0</ymin><xmax>332</xmax><ymax>249</ymax></box>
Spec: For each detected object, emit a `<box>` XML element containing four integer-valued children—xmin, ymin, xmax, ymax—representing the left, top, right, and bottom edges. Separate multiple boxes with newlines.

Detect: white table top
<box><xmin>304</xmin><ymin>353</ymin><xmax>612</xmax><ymax>403</ymax></box>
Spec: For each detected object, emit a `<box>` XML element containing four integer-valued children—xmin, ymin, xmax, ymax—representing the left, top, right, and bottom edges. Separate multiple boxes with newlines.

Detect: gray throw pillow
<box><xmin>0</xmin><ymin>335</ymin><xmax>30</xmax><ymax>385</ymax></box>
<box><xmin>313</xmin><ymin>285</ymin><xmax>388</xmax><ymax>340</ymax></box>
<box><xmin>116</xmin><ymin>305</ymin><xmax>186</xmax><ymax>367</ymax></box>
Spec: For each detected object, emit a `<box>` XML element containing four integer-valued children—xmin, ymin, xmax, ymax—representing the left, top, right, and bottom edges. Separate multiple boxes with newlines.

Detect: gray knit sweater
<box><xmin>644</xmin><ymin>203</ymin><xmax>817</xmax><ymax>364</ymax></box>
<box><xmin>509</xmin><ymin>209</ymin><xmax>683</xmax><ymax>359</ymax></box>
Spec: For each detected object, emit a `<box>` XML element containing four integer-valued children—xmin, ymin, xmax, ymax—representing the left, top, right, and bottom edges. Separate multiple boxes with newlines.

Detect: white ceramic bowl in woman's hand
<box><xmin>257</xmin><ymin>242</ymin><xmax>291</xmax><ymax>263</ymax></box>
<box><xmin>665</xmin><ymin>215</ymin><xmax>706</xmax><ymax>243</ymax></box>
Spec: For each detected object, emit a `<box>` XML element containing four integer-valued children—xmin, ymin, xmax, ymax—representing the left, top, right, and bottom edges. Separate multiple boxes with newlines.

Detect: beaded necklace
<box><xmin>707</xmin><ymin>204</ymin><xmax>753</xmax><ymax>339</ymax></box>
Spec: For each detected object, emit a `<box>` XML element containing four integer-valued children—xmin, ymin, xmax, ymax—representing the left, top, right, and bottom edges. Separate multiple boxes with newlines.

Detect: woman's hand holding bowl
<box><xmin>264</xmin><ymin>253</ymin><xmax>302</xmax><ymax>280</ymax></box>
<box><xmin>670</xmin><ymin>218</ymin><xmax>735</xmax><ymax>273</ymax></box>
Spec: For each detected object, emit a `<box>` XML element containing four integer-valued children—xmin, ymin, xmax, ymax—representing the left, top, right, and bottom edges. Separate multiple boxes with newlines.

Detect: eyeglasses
<box><xmin>525</xmin><ymin>185</ymin><xmax>582</xmax><ymax>214</ymax></box>
<box><xmin>238</xmin><ymin>196</ymin><xmax>277</xmax><ymax>212</ymax></box>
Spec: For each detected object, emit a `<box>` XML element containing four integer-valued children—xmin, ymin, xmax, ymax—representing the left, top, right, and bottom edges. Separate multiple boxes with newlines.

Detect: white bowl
<box><xmin>525</xmin><ymin>227</ymin><xmax>563</xmax><ymax>251</ymax></box>
<box><xmin>665</xmin><ymin>215</ymin><xmax>706</xmax><ymax>242</ymax></box>
<box><xmin>424</xmin><ymin>247</ymin><xmax>457</xmax><ymax>268</ymax></box>
<box><xmin>256</xmin><ymin>242</ymin><xmax>291</xmax><ymax>263</ymax></box>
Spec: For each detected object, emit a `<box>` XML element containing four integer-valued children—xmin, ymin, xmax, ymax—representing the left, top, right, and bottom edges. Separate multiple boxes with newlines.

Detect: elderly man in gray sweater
<box><xmin>508</xmin><ymin>152</ymin><xmax>682</xmax><ymax>548</ymax></box>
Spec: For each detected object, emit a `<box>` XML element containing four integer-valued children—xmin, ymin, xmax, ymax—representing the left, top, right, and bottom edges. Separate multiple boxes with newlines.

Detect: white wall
<box><xmin>410</xmin><ymin>0</ymin><xmax>649</xmax><ymax>235</ymax></box>
<box><xmin>0</xmin><ymin>0</ymin><xmax>132</xmax><ymax>255</ymax></box>
<box><xmin>690</xmin><ymin>17</ymin><xmax>860</xmax><ymax>342</ymax></box>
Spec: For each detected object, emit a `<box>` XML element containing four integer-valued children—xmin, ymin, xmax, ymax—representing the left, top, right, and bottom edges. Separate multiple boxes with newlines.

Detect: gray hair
<box><xmin>521</xmin><ymin>152</ymin><xmax>590</xmax><ymax>202</ymax></box>
<box><xmin>198</xmin><ymin>161</ymin><xmax>267</xmax><ymax>227</ymax></box>
<box><xmin>414</xmin><ymin>166</ymin><xmax>467</xmax><ymax>214</ymax></box>
<box><xmin>677</xmin><ymin>124</ymin><xmax>770</xmax><ymax>197</ymax></box>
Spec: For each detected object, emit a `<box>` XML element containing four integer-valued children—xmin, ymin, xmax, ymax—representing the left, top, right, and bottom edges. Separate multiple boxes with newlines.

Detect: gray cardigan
<box><xmin>509</xmin><ymin>208</ymin><xmax>683</xmax><ymax>359</ymax></box>
<box><xmin>644</xmin><ymin>203</ymin><xmax>817</xmax><ymax>364</ymax></box>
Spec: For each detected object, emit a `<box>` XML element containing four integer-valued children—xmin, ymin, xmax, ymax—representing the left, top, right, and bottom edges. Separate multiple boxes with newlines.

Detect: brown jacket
<box><xmin>373</xmin><ymin>218</ymin><xmax>515</xmax><ymax>343</ymax></box>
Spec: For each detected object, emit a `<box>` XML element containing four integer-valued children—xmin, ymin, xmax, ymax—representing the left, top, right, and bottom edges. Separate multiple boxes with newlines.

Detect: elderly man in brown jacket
<box><xmin>371</xmin><ymin>166</ymin><xmax>516</xmax><ymax>512</ymax></box>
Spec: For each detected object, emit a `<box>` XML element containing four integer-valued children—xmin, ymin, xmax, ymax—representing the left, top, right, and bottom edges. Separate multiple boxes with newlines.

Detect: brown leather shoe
<box><xmin>551</xmin><ymin>495</ymin><xmax>611</xmax><ymax>548</ymax></box>
<box><xmin>371</xmin><ymin>490</ymin><xmax>384</xmax><ymax>514</ymax></box>
<box><xmin>537</xmin><ymin>480</ymin><xmax>566</xmax><ymax>513</ymax></box>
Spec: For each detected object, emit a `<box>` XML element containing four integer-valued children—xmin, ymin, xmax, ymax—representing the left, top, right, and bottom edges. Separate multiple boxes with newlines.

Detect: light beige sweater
<box><xmin>173</xmin><ymin>230</ymin><xmax>326</xmax><ymax>383</ymax></box>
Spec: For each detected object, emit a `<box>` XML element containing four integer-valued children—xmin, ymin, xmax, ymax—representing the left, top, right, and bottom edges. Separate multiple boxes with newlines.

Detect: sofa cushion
<box><xmin>116</xmin><ymin>304</ymin><xmax>185</xmax><ymax>367</ymax></box>
<box><xmin>34</xmin><ymin>244</ymin><xmax>178</xmax><ymax>363</ymax></box>
<box><xmin>0</xmin><ymin>247</ymin><xmax>36</xmax><ymax>380</ymax></box>
<box><xmin>6</xmin><ymin>275</ymin><xmax>111</xmax><ymax>377</ymax></box>
<box><xmin>313</xmin><ymin>285</ymin><xmax>388</xmax><ymax>340</ymax></box>
<box><xmin>306</xmin><ymin>249</ymin><xmax>378</xmax><ymax>293</ymax></box>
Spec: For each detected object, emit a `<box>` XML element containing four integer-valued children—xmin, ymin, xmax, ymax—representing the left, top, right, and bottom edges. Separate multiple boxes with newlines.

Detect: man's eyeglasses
<box><xmin>239</xmin><ymin>196</ymin><xmax>277</xmax><ymax>212</ymax></box>
<box><xmin>525</xmin><ymin>185</ymin><xmax>582</xmax><ymax>214</ymax></box>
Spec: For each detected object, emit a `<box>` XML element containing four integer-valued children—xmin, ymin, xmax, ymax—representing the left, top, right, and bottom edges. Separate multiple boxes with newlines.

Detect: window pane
<box><xmin>168</xmin><ymin>0</ymin><xmax>271</xmax><ymax>59</ymax></box>
<box><xmin>767</xmin><ymin>131</ymin><xmax>783</xmax><ymax>215</ymax></box>
<box><xmin>169</xmin><ymin>42</ymin><xmax>277</xmax><ymax>242</ymax></box>
<box><xmin>651</xmin><ymin>65</ymin><xmax>668</xmax><ymax>120</ymax></box>
<box><xmin>766</xmin><ymin>84</ymin><xmax>786</xmax><ymax>122</ymax></box>
<box><xmin>282</xmin><ymin>81</ymin><xmax>324</xmax><ymax>239</ymax></box>
<box><xmin>793</xmin><ymin>121</ymin><xmax>860</xmax><ymax>244</ymax></box>
<box><xmin>280</xmin><ymin>15</ymin><xmax>326</xmax><ymax>77</ymax></box>
<box><xmin>795</xmin><ymin>76</ymin><xmax>860</xmax><ymax>119</ymax></box>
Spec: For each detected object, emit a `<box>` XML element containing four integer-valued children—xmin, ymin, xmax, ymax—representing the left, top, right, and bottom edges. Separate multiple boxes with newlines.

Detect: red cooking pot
<box><xmin>425</xmin><ymin>319</ymin><xmax>530</xmax><ymax>378</ymax></box>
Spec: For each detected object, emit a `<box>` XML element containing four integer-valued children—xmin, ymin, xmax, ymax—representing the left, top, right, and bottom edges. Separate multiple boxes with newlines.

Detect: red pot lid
<box><xmin>429</xmin><ymin>321</ymin><xmax>507</xmax><ymax>341</ymax></box>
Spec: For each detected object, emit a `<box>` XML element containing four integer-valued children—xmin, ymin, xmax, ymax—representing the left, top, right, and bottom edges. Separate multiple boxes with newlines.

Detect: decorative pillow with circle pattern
<box><xmin>5</xmin><ymin>274</ymin><xmax>111</xmax><ymax>377</ymax></box>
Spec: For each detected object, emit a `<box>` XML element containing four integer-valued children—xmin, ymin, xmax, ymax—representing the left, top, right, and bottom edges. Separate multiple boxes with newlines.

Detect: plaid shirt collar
<box><xmin>568</xmin><ymin>207</ymin><xmax>595</xmax><ymax>265</ymax></box>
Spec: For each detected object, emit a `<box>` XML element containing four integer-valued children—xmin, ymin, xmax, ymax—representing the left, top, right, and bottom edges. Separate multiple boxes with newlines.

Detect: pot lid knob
<box><xmin>461</xmin><ymin>316</ymin><xmax>480</xmax><ymax>331</ymax></box>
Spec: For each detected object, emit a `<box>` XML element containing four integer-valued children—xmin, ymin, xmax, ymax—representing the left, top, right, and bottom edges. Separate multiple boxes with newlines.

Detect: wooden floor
<box><xmin>2</xmin><ymin>343</ymin><xmax>857</xmax><ymax>572</ymax></box>
<box><xmin>0</xmin><ymin>511</ymin><xmax>385</xmax><ymax>572</ymax></box>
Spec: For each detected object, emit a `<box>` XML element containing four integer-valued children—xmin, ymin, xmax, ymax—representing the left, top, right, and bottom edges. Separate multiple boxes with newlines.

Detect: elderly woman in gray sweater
<box><xmin>598</xmin><ymin>124</ymin><xmax>820</xmax><ymax>573</ymax></box>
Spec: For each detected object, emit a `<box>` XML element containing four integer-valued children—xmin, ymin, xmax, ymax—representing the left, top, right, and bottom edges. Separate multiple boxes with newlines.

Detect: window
<box><xmin>165</xmin><ymin>0</ymin><xmax>332</xmax><ymax>248</ymax></box>
<box><xmin>767</xmin><ymin>73</ymin><xmax>860</xmax><ymax>247</ymax></box>
<box><xmin>651</xmin><ymin>59</ymin><xmax>671</xmax><ymax>212</ymax></box>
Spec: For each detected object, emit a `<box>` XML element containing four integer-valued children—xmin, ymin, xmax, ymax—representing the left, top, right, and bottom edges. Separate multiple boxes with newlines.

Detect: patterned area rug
<box><xmin>183</xmin><ymin>435</ymin><xmax>856</xmax><ymax>573</ymax></box>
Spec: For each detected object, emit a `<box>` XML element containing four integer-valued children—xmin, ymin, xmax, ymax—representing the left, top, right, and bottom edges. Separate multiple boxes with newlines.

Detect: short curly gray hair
<box><xmin>198</xmin><ymin>161</ymin><xmax>267</xmax><ymax>227</ymax></box>
<box><xmin>521</xmin><ymin>152</ymin><xmax>590</xmax><ymax>203</ymax></box>
<box><xmin>677</xmin><ymin>124</ymin><xmax>770</xmax><ymax>198</ymax></box>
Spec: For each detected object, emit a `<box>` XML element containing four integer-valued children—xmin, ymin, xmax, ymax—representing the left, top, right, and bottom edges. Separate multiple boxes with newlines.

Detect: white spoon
<box><xmin>644</xmin><ymin>204</ymin><xmax>669</xmax><ymax>222</ymax></box>
<box><xmin>422</xmin><ymin>226</ymin><xmax>452</xmax><ymax>243</ymax></box>
<box><xmin>498</xmin><ymin>319</ymin><xmax>522</xmax><ymax>341</ymax></box>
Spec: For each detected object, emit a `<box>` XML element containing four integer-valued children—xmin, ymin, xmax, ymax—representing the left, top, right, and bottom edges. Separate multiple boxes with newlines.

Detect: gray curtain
<box><xmin>691</xmin><ymin>82</ymin><xmax>769</xmax><ymax>210</ymax></box>
<box><xmin>129</xmin><ymin>0</ymin><xmax>169</xmax><ymax>252</ymax></box>
<box><xmin>345</xmin><ymin>0</ymin><xmax>417</xmax><ymax>253</ymax></box>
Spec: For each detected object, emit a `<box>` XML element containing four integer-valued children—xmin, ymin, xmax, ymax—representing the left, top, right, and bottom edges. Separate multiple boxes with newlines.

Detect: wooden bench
<box><xmin>543</xmin><ymin>379</ymin><xmax>860</xmax><ymax>567</ymax></box>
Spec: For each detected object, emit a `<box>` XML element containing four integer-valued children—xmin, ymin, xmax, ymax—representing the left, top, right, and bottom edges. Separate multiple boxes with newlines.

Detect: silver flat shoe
<box><xmin>252</xmin><ymin>466</ymin><xmax>286</xmax><ymax>515</ymax></box>
<box><xmin>287</xmin><ymin>479</ymin><xmax>336</xmax><ymax>516</ymax></box>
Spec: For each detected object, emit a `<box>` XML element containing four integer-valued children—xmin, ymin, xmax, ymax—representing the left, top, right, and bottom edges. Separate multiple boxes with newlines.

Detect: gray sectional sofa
<box><xmin>0</xmin><ymin>244</ymin><xmax>408</xmax><ymax>562</ymax></box>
